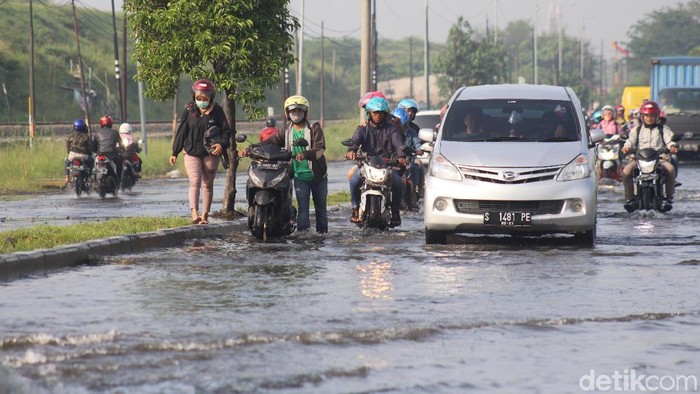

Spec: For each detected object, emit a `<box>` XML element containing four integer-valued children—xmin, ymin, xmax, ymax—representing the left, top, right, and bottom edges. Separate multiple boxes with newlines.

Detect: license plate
<box><xmin>484</xmin><ymin>211</ymin><xmax>532</xmax><ymax>227</ymax></box>
<box><xmin>258</xmin><ymin>163</ymin><xmax>281</xmax><ymax>170</ymax></box>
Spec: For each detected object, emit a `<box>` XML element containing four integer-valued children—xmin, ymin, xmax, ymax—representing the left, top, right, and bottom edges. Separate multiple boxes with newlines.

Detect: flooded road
<box><xmin>1</xmin><ymin>165</ymin><xmax>700</xmax><ymax>393</ymax></box>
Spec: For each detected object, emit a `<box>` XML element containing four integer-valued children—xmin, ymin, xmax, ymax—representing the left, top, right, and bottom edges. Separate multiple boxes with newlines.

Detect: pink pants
<box><xmin>184</xmin><ymin>154</ymin><xmax>219</xmax><ymax>213</ymax></box>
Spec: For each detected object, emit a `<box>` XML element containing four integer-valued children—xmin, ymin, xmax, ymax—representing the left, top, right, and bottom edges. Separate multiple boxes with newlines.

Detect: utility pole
<box><xmin>371</xmin><ymin>0</ymin><xmax>377</xmax><ymax>91</ymax></box>
<box><xmin>110</xmin><ymin>0</ymin><xmax>123</xmax><ymax>121</ymax></box>
<box><xmin>360</xmin><ymin>0</ymin><xmax>371</xmax><ymax>121</ymax></box>
<box><xmin>71</xmin><ymin>0</ymin><xmax>91</xmax><ymax>136</ymax></box>
<box><xmin>28</xmin><ymin>0</ymin><xmax>36</xmax><ymax>148</ymax></box>
<box><xmin>533</xmin><ymin>0</ymin><xmax>538</xmax><ymax>85</ymax></box>
<box><xmin>409</xmin><ymin>37</ymin><xmax>414</xmax><ymax>98</ymax></box>
<box><xmin>424</xmin><ymin>0</ymin><xmax>430</xmax><ymax>109</ymax></box>
<box><xmin>320</xmin><ymin>21</ymin><xmax>325</xmax><ymax>127</ymax></box>
<box><xmin>121</xmin><ymin>15</ymin><xmax>128</xmax><ymax>120</ymax></box>
<box><xmin>296</xmin><ymin>0</ymin><xmax>304</xmax><ymax>95</ymax></box>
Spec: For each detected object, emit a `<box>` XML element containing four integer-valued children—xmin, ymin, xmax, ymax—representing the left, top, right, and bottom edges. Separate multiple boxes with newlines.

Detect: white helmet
<box><xmin>119</xmin><ymin>123</ymin><xmax>132</xmax><ymax>134</ymax></box>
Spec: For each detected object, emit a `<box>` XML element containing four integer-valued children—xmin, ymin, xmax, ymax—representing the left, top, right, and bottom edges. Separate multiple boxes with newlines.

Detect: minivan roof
<box><xmin>454</xmin><ymin>84</ymin><xmax>572</xmax><ymax>101</ymax></box>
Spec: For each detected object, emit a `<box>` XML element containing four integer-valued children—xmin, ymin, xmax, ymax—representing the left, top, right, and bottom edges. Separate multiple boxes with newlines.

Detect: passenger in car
<box><xmin>452</xmin><ymin>106</ymin><xmax>487</xmax><ymax>140</ymax></box>
<box><xmin>539</xmin><ymin>110</ymin><xmax>568</xmax><ymax>139</ymax></box>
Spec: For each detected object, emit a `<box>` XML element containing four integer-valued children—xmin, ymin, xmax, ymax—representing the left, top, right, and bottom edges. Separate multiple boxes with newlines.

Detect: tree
<box><xmin>627</xmin><ymin>0</ymin><xmax>700</xmax><ymax>84</ymax></box>
<box><xmin>124</xmin><ymin>0</ymin><xmax>299</xmax><ymax>213</ymax></box>
<box><xmin>433</xmin><ymin>18</ymin><xmax>506</xmax><ymax>98</ymax></box>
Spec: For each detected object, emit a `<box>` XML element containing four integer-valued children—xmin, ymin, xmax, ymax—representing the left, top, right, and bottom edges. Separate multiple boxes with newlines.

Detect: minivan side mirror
<box><xmin>418</xmin><ymin>128</ymin><xmax>435</xmax><ymax>143</ymax></box>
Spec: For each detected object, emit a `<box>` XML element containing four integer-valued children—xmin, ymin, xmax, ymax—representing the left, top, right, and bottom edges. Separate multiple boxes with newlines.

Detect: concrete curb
<box><xmin>0</xmin><ymin>221</ymin><xmax>244</xmax><ymax>283</ymax></box>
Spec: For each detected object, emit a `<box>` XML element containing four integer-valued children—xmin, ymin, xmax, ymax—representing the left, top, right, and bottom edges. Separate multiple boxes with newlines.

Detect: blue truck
<box><xmin>650</xmin><ymin>56</ymin><xmax>700</xmax><ymax>161</ymax></box>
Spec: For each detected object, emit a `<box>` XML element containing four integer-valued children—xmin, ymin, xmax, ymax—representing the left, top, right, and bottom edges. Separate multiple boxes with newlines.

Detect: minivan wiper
<box><xmin>482</xmin><ymin>136</ymin><xmax>533</xmax><ymax>142</ymax></box>
<box><xmin>539</xmin><ymin>137</ymin><xmax>578</xmax><ymax>142</ymax></box>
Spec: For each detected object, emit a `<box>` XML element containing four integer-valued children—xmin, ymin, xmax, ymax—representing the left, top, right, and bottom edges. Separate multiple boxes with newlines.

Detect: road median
<box><xmin>0</xmin><ymin>221</ymin><xmax>244</xmax><ymax>283</ymax></box>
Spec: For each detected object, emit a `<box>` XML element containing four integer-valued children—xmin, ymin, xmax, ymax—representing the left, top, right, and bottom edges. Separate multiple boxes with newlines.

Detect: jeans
<box><xmin>349</xmin><ymin>169</ymin><xmax>403</xmax><ymax>214</ymax></box>
<box><xmin>294</xmin><ymin>177</ymin><xmax>328</xmax><ymax>233</ymax></box>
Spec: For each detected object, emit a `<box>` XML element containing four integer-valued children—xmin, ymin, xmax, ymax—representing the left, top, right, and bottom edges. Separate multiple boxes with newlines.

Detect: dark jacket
<box><xmin>66</xmin><ymin>132</ymin><xmax>92</xmax><ymax>155</ymax></box>
<box><xmin>268</xmin><ymin>121</ymin><xmax>328</xmax><ymax>182</ymax></box>
<box><xmin>91</xmin><ymin>128</ymin><xmax>125</xmax><ymax>158</ymax></box>
<box><xmin>172</xmin><ymin>102</ymin><xmax>231</xmax><ymax>158</ymax></box>
<box><xmin>349</xmin><ymin>120</ymin><xmax>406</xmax><ymax>159</ymax></box>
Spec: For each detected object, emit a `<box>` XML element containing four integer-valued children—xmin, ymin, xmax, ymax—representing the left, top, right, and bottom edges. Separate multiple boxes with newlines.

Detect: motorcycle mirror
<box><xmin>235</xmin><ymin>134</ymin><xmax>248</xmax><ymax>143</ymax></box>
<box><xmin>341</xmin><ymin>139</ymin><xmax>357</xmax><ymax>148</ymax></box>
<box><xmin>671</xmin><ymin>133</ymin><xmax>682</xmax><ymax>142</ymax></box>
<box><xmin>294</xmin><ymin>138</ymin><xmax>309</xmax><ymax>148</ymax></box>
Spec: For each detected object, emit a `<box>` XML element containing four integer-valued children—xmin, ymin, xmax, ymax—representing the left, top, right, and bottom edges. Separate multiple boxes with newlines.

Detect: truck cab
<box><xmin>650</xmin><ymin>56</ymin><xmax>700</xmax><ymax>161</ymax></box>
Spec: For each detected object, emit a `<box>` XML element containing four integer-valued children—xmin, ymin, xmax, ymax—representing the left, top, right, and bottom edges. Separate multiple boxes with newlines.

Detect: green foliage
<box><xmin>433</xmin><ymin>17</ymin><xmax>507</xmax><ymax>98</ymax></box>
<box><xmin>627</xmin><ymin>1</ymin><xmax>700</xmax><ymax>84</ymax></box>
<box><xmin>0</xmin><ymin>217</ymin><xmax>191</xmax><ymax>254</ymax></box>
<box><xmin>125</xmin><ymin>0</ymin><xmax>298</xmax><ymax>120</ymax></box>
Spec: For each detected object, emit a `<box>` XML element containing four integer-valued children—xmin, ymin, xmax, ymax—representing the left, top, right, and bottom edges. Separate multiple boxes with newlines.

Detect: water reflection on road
<box><xmin>1</xmin><ymin>166</ymin><xmax>700</xmax><ymax>393</ymax></box>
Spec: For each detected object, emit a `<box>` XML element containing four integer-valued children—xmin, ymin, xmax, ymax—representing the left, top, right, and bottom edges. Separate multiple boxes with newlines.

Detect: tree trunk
<box><xmin>221</xmin><ymin>91</ymin><xmax>238</xmax><ymax>214</ymax></box>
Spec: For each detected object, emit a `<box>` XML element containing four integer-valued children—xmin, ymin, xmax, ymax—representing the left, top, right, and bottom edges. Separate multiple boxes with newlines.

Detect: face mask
<box><xmin>196</xmin><ymin>100</ymin><xmax>210</xmax><ymax>109</ymax></box>
<box><xmin>290</xmin><ymin>112</ymin><xmax>304</xmax><ymax>124</ymax></box>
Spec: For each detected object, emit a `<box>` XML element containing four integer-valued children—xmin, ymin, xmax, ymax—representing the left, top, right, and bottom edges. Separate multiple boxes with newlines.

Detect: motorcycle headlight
<box><xmin>362</xmin><ymin>165</ymin><xmax>389</xmax><ymax>184</ymax></box>
<box><xmin>429</xmin><ymin>153</ymin><xmax>463</xmax><ymax>181</ymax></box>
<box><xmin>638</xmin><ymin>159</ymin><xmax>656</xmax><ymax>174</ymax></box>
<box><xmin>556</xmin><ymin>154</ymin><xmax>591</xmax><ymax>181</ymax></box>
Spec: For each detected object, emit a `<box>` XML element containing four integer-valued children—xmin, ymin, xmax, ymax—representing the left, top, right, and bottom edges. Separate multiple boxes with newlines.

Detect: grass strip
<box><xmin>0</xmin><ymin>217</ymin><xmax>191</xmax><ymax>254</ymax></box>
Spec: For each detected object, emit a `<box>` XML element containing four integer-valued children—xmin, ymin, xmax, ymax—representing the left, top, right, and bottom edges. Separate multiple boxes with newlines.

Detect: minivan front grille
<box><xmin>455</xmin><ymin>164</ymin><xmax>563</xmax><ymax>184</ymax></box>
<box><xmin>454</xmin><ymin>200</ymin><xmax>566</xmax><ymax>215</ymax></box>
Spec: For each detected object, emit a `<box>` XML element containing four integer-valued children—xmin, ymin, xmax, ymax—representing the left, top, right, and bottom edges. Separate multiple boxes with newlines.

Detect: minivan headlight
<box><xmin>556</xmin><ymin>155</ymin><xmax>590</xmax><ymax>181</ymax></box>
<box><xmin>430</xmin><ymin>153</ymin><xmax>463</xmax><ymax>181</ymax></box>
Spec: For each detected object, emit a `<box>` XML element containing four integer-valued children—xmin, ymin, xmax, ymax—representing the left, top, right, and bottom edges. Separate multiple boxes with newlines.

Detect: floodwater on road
<box><xmin>1</xmin><ymin>164</ymin><xmax>700</xmax><ymax>393</ymax></box>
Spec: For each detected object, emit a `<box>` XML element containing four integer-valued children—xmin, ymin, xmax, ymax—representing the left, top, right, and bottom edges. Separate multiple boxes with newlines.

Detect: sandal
<box><xmin>200</xmin><ymin>212</ymin><xmax>209</xmax><ymax>224</ymax></box>
<box><xmin>191</xmin><ymin>208</ymin><xmax>202</xmax><ymax>224</ymax></box>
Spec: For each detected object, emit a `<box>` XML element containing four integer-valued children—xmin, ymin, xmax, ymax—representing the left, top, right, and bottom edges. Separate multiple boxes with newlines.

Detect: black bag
<box><xmin>204</xmin><ymin>125</ymin><xmax>230</xmax><ymax>169</ymax></box>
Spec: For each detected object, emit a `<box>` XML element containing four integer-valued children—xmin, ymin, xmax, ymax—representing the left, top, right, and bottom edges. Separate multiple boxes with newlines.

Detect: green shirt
<box><xmin>292</xmin><ymin>128</ymin><xmax>314</xmax><ymax>182</ymax></box>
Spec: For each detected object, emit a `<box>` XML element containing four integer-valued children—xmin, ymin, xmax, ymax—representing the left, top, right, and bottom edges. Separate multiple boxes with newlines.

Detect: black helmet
<box><xmin>265</xmin><ymin>117</ymin><xmax>276</xmax><ymax>127</ymax></box>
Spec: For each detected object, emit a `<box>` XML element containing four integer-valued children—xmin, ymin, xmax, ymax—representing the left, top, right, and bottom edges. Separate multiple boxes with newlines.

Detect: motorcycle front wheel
<box><xmin>640</xmin><ymin>186</ymin><xmax>654</xmax><ymax>210</ymax></box>
<box><xmin>366</xmin><ymin>195</ymin><xmax>383</xmax><ymax>229</ymax></box>
<box><xmin>252</xmin><ymin>204</ymin><xmax>270</xmax><ymax>241</ymax></box>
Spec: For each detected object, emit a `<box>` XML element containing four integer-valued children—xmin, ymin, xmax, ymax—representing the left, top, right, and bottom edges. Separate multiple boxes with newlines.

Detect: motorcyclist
<box><xmin>64</xmin><ymin>119</ymin><xmax>93</xmax><ymax>184</ymax></box>
<box><xmin>621</xmin><ymin>101</ymin><xmax>678</xmax><ymax>212</ymax></box>
<box><xmin>346</xmin><ymin>97</ymin><xmax>407</xmax><ymax>227</ymax></box>
<box><xmin>614</xmin><ymin>104</ymin><xmax>628</xmax><ymax>133</ymax></box>
<box><xmin>92</xmin><ymin>115</ymin><xmax>126</xmax><ymax>187</ymax></box>
<box><xmin>393</xmin><ymin>106</ymin><xmax>423</xmax><ymax>211</ymax></box>
<box><xmin>593</xmin><ymin>105</ymin><xmax>622</xmax><ymax>136</ymax></box>
<box><xmin>397</xmin><ymin>98</ymin><xmax>421</xmax><ymax>137</ymax></box>
<box><xmin>259</xmin><ymin>117</ymin><xmax>278</xmax><ymax>142</ymax></box>
<box><xmin>627</xmin><ymin>108</ymin><xmax>640</xmax><ymax>130</ymax></box>
<box><xmin>119</xmin><ymin>123</ymin><xmax>142</xmax><ymax>176</ymax></box>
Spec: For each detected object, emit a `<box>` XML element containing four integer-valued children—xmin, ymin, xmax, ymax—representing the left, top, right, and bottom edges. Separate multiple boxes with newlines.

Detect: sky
<box><xmin>78</xmin><ymin>0</ymin><xmax>690</xmax><ymax>59</ymax></box>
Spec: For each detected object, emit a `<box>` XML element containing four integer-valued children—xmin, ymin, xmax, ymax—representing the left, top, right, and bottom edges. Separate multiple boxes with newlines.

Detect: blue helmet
<box><xmin>392</xmin><ymin>107</ymin><xmax>410</xmax><ymax>126</ymax></box>
<box><xmin>73</xmin><ymin>119</ymin><xmax>87</xmax><ymax>133</ymax></box>
<box><xmin>398</xmin><ymin>98</ymin><xmax>420</xmax><ymax>113</ymax></box>
<box><xmin>591</xmin><ymin>110</ymin><xmax>603</xmax><ymax>124</ymax></box>
<box><xmin>365</xmin><ymin>97</ymin><xmax>390</xmax><ymax>113</ymax></box>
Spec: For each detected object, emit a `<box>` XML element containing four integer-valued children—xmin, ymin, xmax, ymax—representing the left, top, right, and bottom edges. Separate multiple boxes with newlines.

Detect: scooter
<box><xmin>596</xmin><ymin>134</ymin><xmax>622</xmax><ymax>182</ymax></box>
<box><xmin>342</xmin><ymin>139</ymin><xmax>402</xmax><ymax>230</ymax></box>
<box><xmin>121</xmin><ymin>155</ymin><xmax>139</xmax><ymax>192</ymax></box>
<box><xmin>93</xmin><ymin>154</ymin><xmax>119</xmax><ymax>198</ymax></box>
<box><xmin>236</xmin><ymin>134</ymin><xmax>307</xmax><ymax>241</ymax></box>
<box><xmin>69</xmin><ymin>157</ymin><xmax>91</xmax><ymax>197</ymax></box>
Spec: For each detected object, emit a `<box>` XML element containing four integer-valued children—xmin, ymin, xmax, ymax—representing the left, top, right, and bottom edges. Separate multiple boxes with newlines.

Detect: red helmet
<box><xmin>99</xmin><ymin>115</ymin><xmax>113</xmax><ymax>128</ymax></box>
<box><xmin>192</xmin><ymin>79</ymin><xmax>216</xmax><ymax>100</ymax></box>
<box><xmin>358</xmin><ymin>91</ymin><xmax>386</xmax><ymax>108</ymax></box>
<box><xmin>639</xmin><ymin>101</ymin><xmax>660</xmax><ymax>116</ymax></box>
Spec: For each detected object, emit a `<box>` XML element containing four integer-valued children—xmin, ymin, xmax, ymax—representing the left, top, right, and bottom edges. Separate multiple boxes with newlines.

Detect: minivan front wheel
<box><xmin>426</xmin><ymin>228</ymin><xmax>447</xmax><ymax>245</ymax></box>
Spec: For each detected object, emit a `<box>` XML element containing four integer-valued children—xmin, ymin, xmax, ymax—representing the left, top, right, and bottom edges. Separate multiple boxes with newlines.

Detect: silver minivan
<box><xmin>422</xmin><ymin>84</ymin><xmax>605</xmax><ymax>245</ymax></box>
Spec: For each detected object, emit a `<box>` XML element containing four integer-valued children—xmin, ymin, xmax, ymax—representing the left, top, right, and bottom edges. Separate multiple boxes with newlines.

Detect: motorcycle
<box><xmin>596</xmin><ymin>134</ymin><xmax>622</xmax><ymax>182</ymax></box>
<box><xmin>68</xmin><ymin>157</ymin><xmax>91</xmax><ymax>197</ymax></box>
<box><xmin>624</xmin><ymin>133</ymin><xmax>681</xmax><ymax>212</ymax></box>
<box><xmin>236</xmin><ymin>134</ymin><xmax>306</xmax><ymax>241</ymax></box>
<box><xmin>121</xmin><ymin>154</ymin><xmax>139</xmax><ymax>192</ymax></box>
<box><xmin>93</xmin><ymin>154</ymin><xmax>119</xmax><ymax>198</ymax></box>
<box><xmin>342</xmin><ymin>139</ymin><xmax>403</xmax><ymax>230</ymax></box>
<box><xmin>402</xmin><ymin>145</ymin><xmax>422</xmax><ymax>211</ymax></box>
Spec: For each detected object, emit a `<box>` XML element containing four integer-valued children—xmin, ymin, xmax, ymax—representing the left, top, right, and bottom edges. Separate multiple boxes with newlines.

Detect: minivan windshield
<box><xmin>441</xmin><ymin>99</ymin><xmax>580</xmax><ymax>142</ymax></box>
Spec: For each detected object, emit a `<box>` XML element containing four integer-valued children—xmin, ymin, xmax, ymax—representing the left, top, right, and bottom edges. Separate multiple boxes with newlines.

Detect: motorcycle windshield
<box><xmin>250</xmin><ymin>143</ymin><xmax>292</xmax><ymax>161</ymax></box>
